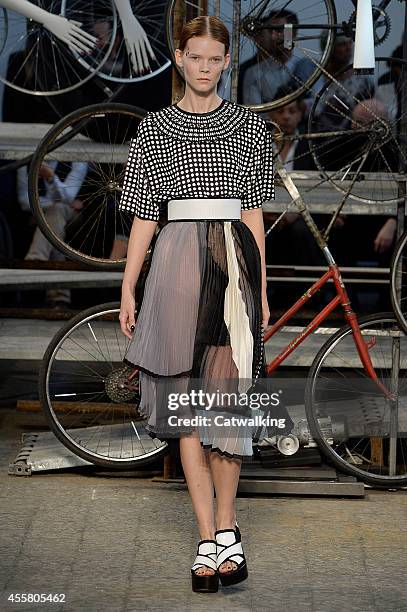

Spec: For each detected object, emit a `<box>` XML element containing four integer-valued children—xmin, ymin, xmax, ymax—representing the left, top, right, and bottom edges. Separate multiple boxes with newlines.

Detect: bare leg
<box><xmin>210</xmin><ymin>452</ymin><xmax>242</xmax><ymax>574</ymax></box>
<box><xmin>179</xmin><ymin>431</ymin><xmax>216</xmax><ymax>576</ymax></box>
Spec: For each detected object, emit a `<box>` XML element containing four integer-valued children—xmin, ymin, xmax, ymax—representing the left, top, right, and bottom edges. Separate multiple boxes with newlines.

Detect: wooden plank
<box><xmin>0</xmin><ymin>318</ymin><xmax>337</xmax><ymax>366</ymax></box>
<box><xmin>371</xmin><ymin>437</ymin><xmax>384</xmax><ymax>466</ymax></box>
<box><xmin>0</xmin><ymin>268</ymin><xmax>123</xmax><ymax>290</ymax></box>
<box><xmin>0</xmin><ymin>122</ymin><xmax>130</xmax><ymax>162</ymax></box>
<box><xmin>16</xmin><ymin>400</ymin><xmax>142</xmax><ymax>416</ymax></box>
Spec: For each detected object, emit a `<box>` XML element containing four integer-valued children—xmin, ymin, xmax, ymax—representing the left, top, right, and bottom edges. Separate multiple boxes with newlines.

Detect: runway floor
<box><xmin>1</xmin><ymin>401</ymin><xmax>406</xmax><ymax>612</ymax></box>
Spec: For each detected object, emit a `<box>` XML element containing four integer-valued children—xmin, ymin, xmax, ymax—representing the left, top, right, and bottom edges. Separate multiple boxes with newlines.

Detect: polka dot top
<box><xmin>118</xmin><ymin>98</ymin><xmax>275</xmax><ymax>221</ymax></box>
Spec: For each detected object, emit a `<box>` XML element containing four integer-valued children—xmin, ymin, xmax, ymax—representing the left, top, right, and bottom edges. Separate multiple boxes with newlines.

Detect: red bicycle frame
<box><xmin>264</xmin><ymin>165</ymin><xmax>394</xmax><ymax>400</ymax></box>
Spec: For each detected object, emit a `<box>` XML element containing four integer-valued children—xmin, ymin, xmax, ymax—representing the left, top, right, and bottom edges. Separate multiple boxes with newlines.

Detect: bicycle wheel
<box><xmin>391</xmin><ymin>229</ymin><xmax>407</xmax><ymax>334</ymax></box>
<box><xmin>308</xmin><ymin>57</ymin><xmax>407</xmax><ymax>205</ymax></box>
<box><xmin>96</xmin><ymin>0</ymin><xmax>171</xmax><ymax>83</ymax></box>
<box><xmin>39</xmin><ymin>302</ymin><xmax>168</xmax><ymax>468</ymax></box>
<box><xmin>165</xmin><ymin>0</ymin><xmax>336</xmax><ymax>111</ymax></box>
<box><xmin>28</xmin><ymin>102</ymin><xmax>146</xmax><ymax>269</ymax></box>
<box><xmin>305</xmin><ymin>313</ymin><xmax>407</xmax><ymax>487</ymax></box>
<box><xmin>0</xmin><ymin>0</ymin><xmax>117</xmax><ymax>96</ymax></box>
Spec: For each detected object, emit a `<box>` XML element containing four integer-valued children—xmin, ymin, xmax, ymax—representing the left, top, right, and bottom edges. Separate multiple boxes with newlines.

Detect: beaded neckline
<box><xmin>173</xmin><ymin>98</ymin><xmax>227</xmax><ymax>116</ymax></box>
<box><xmin>148</xmin><ymin>99</ymin><xmax>251</xmax><ymax>142</ymax></box>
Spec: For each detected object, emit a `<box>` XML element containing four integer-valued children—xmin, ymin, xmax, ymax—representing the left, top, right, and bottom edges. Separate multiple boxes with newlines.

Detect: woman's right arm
<box><xmin>120</xmin><ymin>216</ymin><xmax>158</xmax><ymax>339</ymax></box>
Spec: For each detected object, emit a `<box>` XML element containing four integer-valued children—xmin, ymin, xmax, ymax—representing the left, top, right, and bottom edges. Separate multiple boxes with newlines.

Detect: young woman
<box><xmin>119</xmin><ymin>15</ymin><xmax>274</xmax><ymax>593</ymax></box>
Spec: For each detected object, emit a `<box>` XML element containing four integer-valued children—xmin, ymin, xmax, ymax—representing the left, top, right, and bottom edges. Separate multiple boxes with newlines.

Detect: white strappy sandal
<box><xmin>215</xmin><ymin>523</ymin><xmax>248</xmax><ymax>586</ymax></box>
<box><xmin>191</xmin><ymin>539</ymin><xmax>219</xmax><ymax>593</ymax></box>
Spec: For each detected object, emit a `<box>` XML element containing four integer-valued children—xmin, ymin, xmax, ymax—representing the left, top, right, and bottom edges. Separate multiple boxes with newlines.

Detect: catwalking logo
<box><xmin>166</xmin><ymin>388</ymin><xmax>286</xmax><ymax>430</ymax></box>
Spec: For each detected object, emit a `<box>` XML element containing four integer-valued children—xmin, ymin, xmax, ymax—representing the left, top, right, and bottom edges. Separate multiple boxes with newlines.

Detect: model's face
<box><xmin>175</xmin><ymin>36</ymin><xmax>230</xmax><ymax>93</ymax></box>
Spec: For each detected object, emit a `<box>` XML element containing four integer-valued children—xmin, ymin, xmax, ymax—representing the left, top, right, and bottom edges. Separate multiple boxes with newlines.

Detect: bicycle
<box><xmin>27</xmin><ymin>53</ymin><xmax>404</xmax><ymax>267</ymax></box>
<box><xmin>165</xmin><ymin>0</ymin><xmax>400</xmax><ymax>111</ymax></box>
<box><xmin>0</xmin><ymin>0</ymin><xmax>170</xmax><ymax>95</ymax></box>
<box><xmin>39</xmin><ymin>158</ymin><xmax>407</xmax><ymax>487</ymax></box>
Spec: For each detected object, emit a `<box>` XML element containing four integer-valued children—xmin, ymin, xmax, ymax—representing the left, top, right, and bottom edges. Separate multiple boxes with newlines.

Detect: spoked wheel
<box><xmin>96</xmin><ymin>0</ymin><xmax>171</xmax><ymax>83</ymax></box>
<box><xmin>391</xmin><ymin>230</ymin><xmax>407</xmax><ymax>334</ymax></box>
<box><xmin>39</xmin><ymin>302</ymin><xmax>168</xmax><ymax>468</ymax></box>
<box><xmin>0</xmin><ymin>0</ymin><xmax>117</xmax><ymax>96</ymax></box>
<box><xmin>28</xmin><ymin>103</ymin><xmax>147</xmax><ymax>268</ymax></box>
<box><xmin>165</xmin><ymin>0</ymin><xmax>336</xmax><ymax>111</ymax></box>
<box><xmin>305</xmin><ymin>313</ymin><xmax>407</xmax><ymax>487</ymax></box>
<box><xmin>308</xmin><ymin>57</ymin><xmax>407</xmax><ymax>205</ymax></box>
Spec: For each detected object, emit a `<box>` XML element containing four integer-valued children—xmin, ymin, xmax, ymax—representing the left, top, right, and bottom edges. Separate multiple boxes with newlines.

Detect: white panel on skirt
<box><xmin>223</xmin><ymin>221</ymin><xmax>254</xmax><ymax>394</ymax></box>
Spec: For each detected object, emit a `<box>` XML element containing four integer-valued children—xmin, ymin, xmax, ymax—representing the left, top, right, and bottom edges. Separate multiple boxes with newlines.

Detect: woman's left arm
<box><xmin>241</xmin><ymin>208</ymin><xmax>270</xmax><ymax>328</ymax></box>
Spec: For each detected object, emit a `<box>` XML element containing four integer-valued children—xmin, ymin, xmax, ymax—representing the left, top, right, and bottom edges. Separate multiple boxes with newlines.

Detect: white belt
<box><xmin>168</xmin><ymin>198</ymin><xmax>241</xmax><ymax>220</ymax></box>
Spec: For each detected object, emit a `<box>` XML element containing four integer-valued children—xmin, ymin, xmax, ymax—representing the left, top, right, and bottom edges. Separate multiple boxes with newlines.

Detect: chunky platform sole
<box><xmin>215</xmin><ymin>524</ymin><xmax>248</xmax><ymax>587</ymax></box>
<box><xmin>191</xmin><ymin>570</ymin><xmax>219</xmax><ymax>593</ymax></box>
<box><xmin>218</xmin><ymin>560</ymin><xmax>248</xmax><ymax>586</ymax></box>
<box><xmin>191</xmin><ymin>539</ymin><xmax>218</xmax><ymax>593</ymax></box>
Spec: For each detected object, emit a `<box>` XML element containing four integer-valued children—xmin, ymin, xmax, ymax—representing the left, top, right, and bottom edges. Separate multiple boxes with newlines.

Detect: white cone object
<box><xmin>353</xmin><ymin>0</ymin><xmax>375</xmax><ymax>74</ymax></box>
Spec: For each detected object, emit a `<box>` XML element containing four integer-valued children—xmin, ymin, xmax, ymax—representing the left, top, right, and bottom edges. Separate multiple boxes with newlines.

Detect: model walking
<box><xmin>119</xmin><ymin>15</ymin><xmax>274</xmax><ymax>593</ymax></box>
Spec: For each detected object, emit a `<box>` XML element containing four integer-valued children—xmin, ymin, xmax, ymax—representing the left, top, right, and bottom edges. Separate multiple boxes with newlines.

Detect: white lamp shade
<box><xmin>353</xmin><ymin>0</ymin><xmax>375</xmax><ymax>74</ymax></box>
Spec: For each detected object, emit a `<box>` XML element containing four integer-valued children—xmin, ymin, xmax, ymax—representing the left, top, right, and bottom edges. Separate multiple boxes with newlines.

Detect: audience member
<box><xmin>240</xmin><ymin>10</ymin><xmax>315</xmax><ymax>111</ymax></box>
<box><xmin>312</xmin><ymin>33</ymin><xmax>374</xmax><ymax>134</ymax></box>
<box><xmin>17</xmin><ymin>160</ymin><xmax>88</xmax><ymax>307</ymax></box>
<box><xmin>343</xmin><ymin>99</ymin><xmax>398</xmax><ymax>272</ymax></box>
<box><xmin>263</xmin><ymin>91</ymin><xmax>344</xmax><ymax>306</ymax></box>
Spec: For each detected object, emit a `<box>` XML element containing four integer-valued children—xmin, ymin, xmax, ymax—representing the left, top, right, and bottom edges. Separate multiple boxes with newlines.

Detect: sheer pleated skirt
<box><xmin>123</xmin><ymin>219</ymin><xmax>269</xmax><ymax>459</ymax></box>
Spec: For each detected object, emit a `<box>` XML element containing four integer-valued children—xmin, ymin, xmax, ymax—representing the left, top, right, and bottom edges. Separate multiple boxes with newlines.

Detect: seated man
<box><xmin>18</xmin><ymin>160</ymin><xmax>88</xmax><ymax>307</ymax></box>
<box><xmin>241</xmin><ymin>9</ymin><xmax>315</xmax><ymax>113</ymax></box>
<box><xmin>344</xmin><ymin>99</ymin><xmax>398</xmax><ymax>272</ymax></box>
<box><xmin>264</xmin><ymin>90</ymin><xmax>345</xmax><ymax>306</ymax></box>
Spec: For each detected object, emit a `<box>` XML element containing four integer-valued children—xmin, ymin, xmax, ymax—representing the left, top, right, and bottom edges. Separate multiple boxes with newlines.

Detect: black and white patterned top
<box><xmin>118</xmin><ymin>98</ymin><xmax>275</xmax><ymax>221</ymax></box>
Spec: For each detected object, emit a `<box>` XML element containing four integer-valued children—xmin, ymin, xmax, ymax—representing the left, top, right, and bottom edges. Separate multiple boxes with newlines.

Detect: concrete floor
<box><xmin>1</xmin><ymin>407</ymin><xmax>407</xmax><ymax>612</ymax></box>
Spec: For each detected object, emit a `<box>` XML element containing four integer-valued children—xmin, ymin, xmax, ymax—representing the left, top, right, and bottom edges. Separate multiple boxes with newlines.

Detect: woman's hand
<box><xmin>262</xmin><ymin>293</ymin><xmax>270</xmax><ymax>330</ymax></box>
<box><xmin>119</xmin><ymin>291</ymin><xmax>136</xmax><ymax>340</ymax></box>
<box><xmin>119</xmin><ymin>216</ymin><xmax>157</xmax><ymax>339</ymax></box>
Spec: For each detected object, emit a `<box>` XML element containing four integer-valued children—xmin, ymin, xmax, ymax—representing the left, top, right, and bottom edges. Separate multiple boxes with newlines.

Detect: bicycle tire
<box><xmin>391</xmin><ymin>229</ymin><xmax>407</xmax><ymax>334</ymax></box>
<box><xmin>305</xmin><ymin>312</ymin><xmax>407</xmax><ymax>487</ymax></box>
<box><xmin>39</xmin><ymin>301</ymin><xmax>169</xmax><ymax>469</ymax></box>
<box><xmin>0</xmin><ymin>0</ymin><xmax>117</xmax><ymax>96</ymax></box>
<box><xmin>308</xmin><ymin>57</ymin><xmax>407</xmax><ymax>205</ymax></box>
<box><xmin>164</xmin><ymin>0</ymin><xmax>336</xmax><ymax>111</ymax></box>
<box><xmin>28</xmin><ymin>102</ymin><xmax>146</xmax><ymax>269</ymax></box>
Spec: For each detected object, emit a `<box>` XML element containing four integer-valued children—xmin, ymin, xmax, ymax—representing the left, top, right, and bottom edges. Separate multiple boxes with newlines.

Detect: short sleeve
<box><xmin>118</xmin><ymin>122</ymin><xmax>159</xmax><ymax>221</ymax></box>
<box><xmin>241</xmin><ymin>123</ymin><xmax>275</xmax><ymax>210</ymax></box>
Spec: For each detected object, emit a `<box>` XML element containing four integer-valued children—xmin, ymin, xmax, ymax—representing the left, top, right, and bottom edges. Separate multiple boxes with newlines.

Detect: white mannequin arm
<box><xmin>0</xmin><ymin>0</ymin><xmax>97</xmax><ymax>53</ymax></box>
<box><xmin>114</xmin><ymin>0</ymin><xmax>157</xmax><ymax>73</ymax></box>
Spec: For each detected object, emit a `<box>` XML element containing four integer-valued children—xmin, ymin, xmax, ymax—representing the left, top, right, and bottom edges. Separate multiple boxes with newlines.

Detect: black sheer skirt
<box><xmin>123</xmin><ymin>220</ymin><xmax>288</xmax><ymax>459</ymax></box>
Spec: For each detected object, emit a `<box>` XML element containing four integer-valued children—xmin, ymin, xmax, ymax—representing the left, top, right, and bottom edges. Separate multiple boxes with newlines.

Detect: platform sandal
<box><xmin>191</xmin><ymin>539</ymin><xmax>219</xmax><ymax>593</ymax></box>
<box><xmin>215</xmin><ymin>523</ymin><xmax>248</xmax><ymax>587</ymax></box>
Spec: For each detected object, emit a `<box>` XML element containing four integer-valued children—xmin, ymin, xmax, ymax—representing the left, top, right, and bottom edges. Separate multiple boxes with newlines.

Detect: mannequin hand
<box><xmin>0</xmin><ymin>0</ymin><xmax>96</xmax><ymax>54</ymax></box>
<box><xmin>41</xmin><ymin>14</ymin><xmax>97</xmax><ymax>54</ymax></box>
<box><xmin>123</xmin><ymin>17</ymin><xmax>157</xmax><ymax>73</ymax></box>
